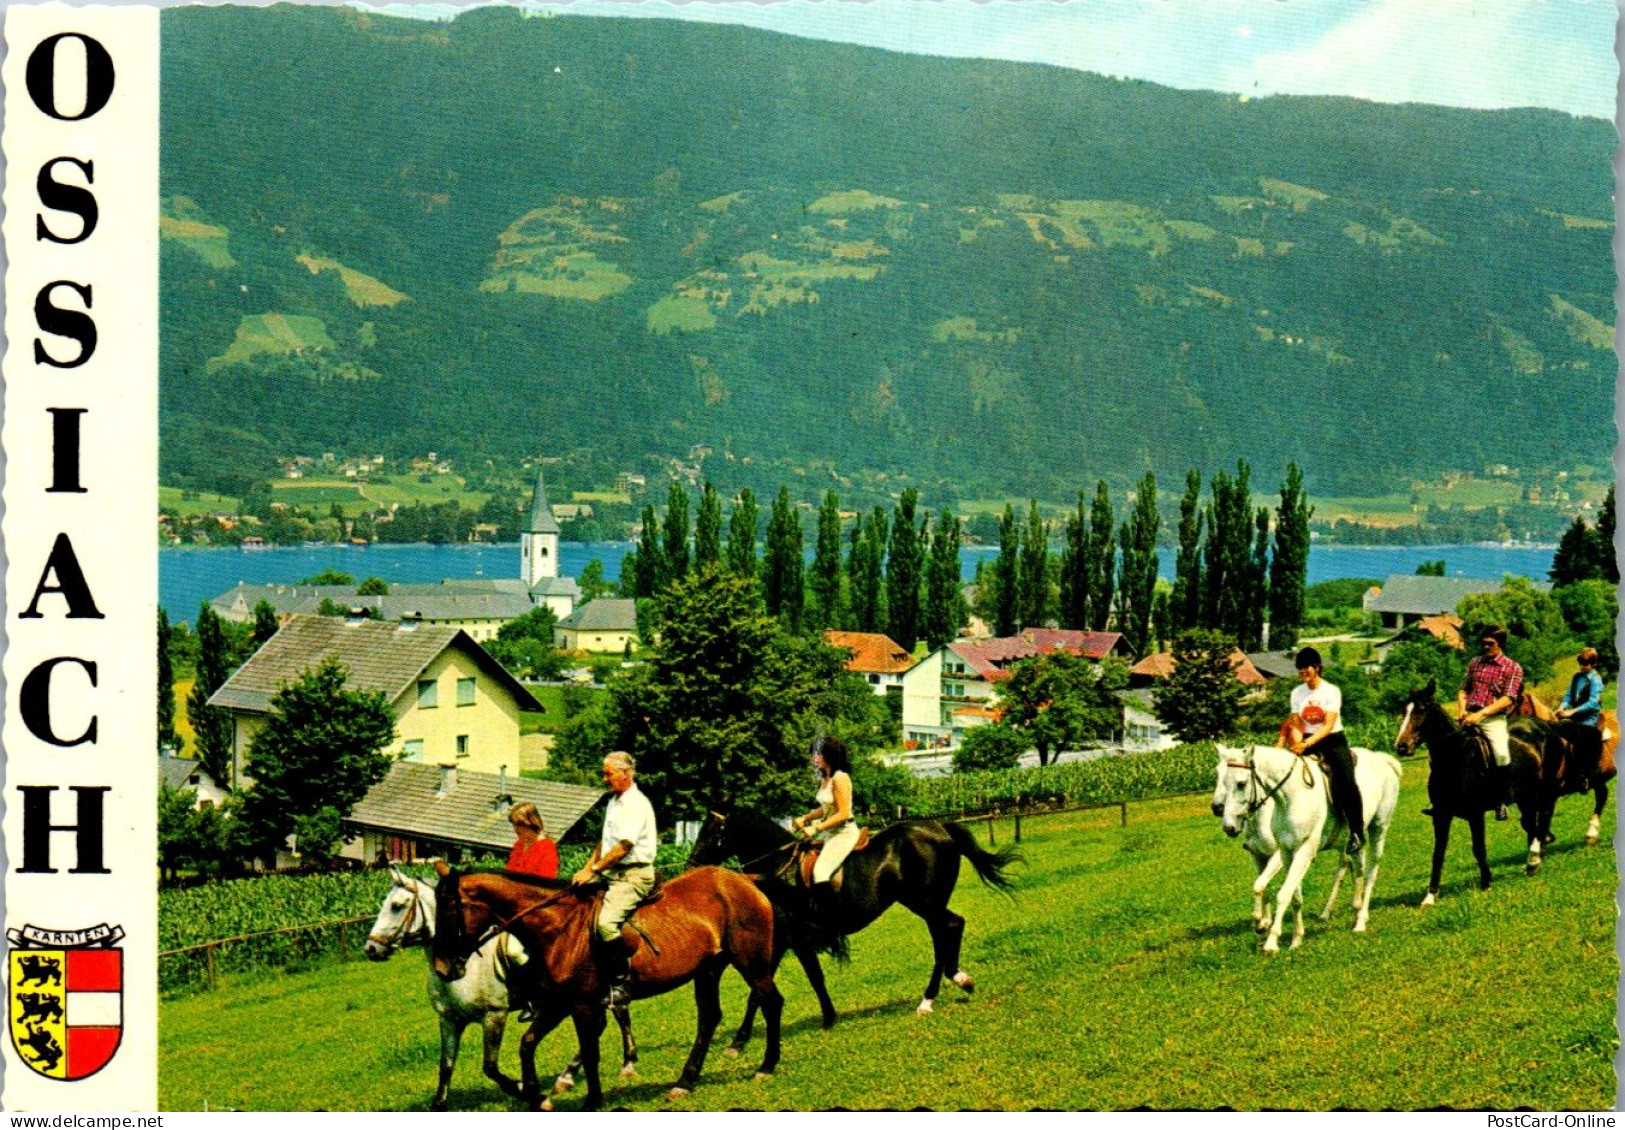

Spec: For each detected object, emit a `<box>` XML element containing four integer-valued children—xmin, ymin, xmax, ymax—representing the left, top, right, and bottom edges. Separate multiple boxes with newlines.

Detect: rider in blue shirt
<box><xmin>1557</xmin><ymin>647</ymin><xmax>1607</xmax><ymax>788</ymax></box>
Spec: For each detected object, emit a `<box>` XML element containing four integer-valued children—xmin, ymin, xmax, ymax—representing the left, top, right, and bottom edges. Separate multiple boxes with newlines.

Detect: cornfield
<box><xmin>901</xmin><ymin>743</ymin><xmax>1220</xmax><ymax>818</ymax></box>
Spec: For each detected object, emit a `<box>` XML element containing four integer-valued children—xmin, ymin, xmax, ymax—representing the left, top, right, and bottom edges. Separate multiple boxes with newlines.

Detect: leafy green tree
<box><xmin>579</xmin><ymin>558</ymin><xmax>617</xmax><ymax>601</ymax></box>
<box><xmin>693</xmin><ymin>481</ymin><xmax>723</xmax><ymax>573</ymax></box>
<box><xmin>634</xmin><ymin>505</ymin><xmax>667</xmax><ymax>597</ymax></box>
<box><xmin>662</xmin><ymin>482</ymin><xmax>691</xmax><ymax>581</ymax></box>
<box><xmin>1086</xmin><ymin>482</ymin><xmax>1116</xmax><ymax>632</ymax></box>
<box><xmin>299</xmin><ymin>568</ymin><xmax>355</xmax><ymax>585</ymax></box>
<box><xmin>1058</xmin><ymin>491</ymin><xmax>1092</xmax><ymax>631</ymax></box>
<box><xmin>923</xmin><ymin>508</ymin><xmax>967</xmax><ymax>651</ymax></box>
<box><xmin>953</xmin><ymin>722</ymin><xmax>1027</xmax><ymax>773</ymax></box>
<box><xmin>992</xmin><ymin>504</ymin><xmax>1020</xmax><ymax>637</ymax></box>
<box><xmin>1554</xmin><ymin>579</ymin><xmax>1619</xmax><ymax>676</ymax></box>
<box><xmin>1552</xmin><ymin>517</ymin><xmax>1602</xmax><ymax>586</ymax></box>
<box><xmin>1202</xmin><ymin>462</ymin><xmax>1253</xmax><ymax>639</ymax></box>
<box><xmin>998</xmin><ymin>650</ymin><xmax>1121</xmax><ymax>765</ymax></box>
<box><xmin>357</xmin><ymin>576</ymin><xmax>390</xmax><ymax>596</ymax></box>
<box><xmin>1116</xmin><ymin>473</ymin><xmax>1159</xmax><ymax>656</ymax></box>
<box><xmin>1374</xmin><ymin>637</ymin><xmax>1469</xmax><ymax>713</ymax></box>
<box><xmin>571</xmin><ymin>571</ymin><xmax>886</xmax><ymax>819</ymax></box>
<box><xmin>1241</xmin><ymin>506</ymin><xmax>1270</xmax><ymax>652</ymax></box>
<box><xmin>1019</xmin><ymin>501</ymin><xmax>1050</xmax><ymax>630</ymax></box>
<box><xmin>237</xmin><ymin>658</ymin><xmax>395</xmax><ymax>866</ymax></box>
<box><xmin>726</xmin><ymin>487</ymin><xmax>760</xmax><ymax>580</ymax></box>
<box><xmin>1415</xmin><ymin>559</ymin><xmax>1447</xmax><ymax>577</ymax></box>
<box><xmin>887</xmin><ymin>489</ymin><xmax>926</xmax><ymax>651</ymax></box>
<box><xmin>1151</xmin><ymin>587</ymin><xmax>1172</xmax><ymax>654</ymax></box>
<box><xmin>251</xmin><ymin>599</ymin><xmax>281</xmax><ymax>648</ymax></box>
<box><xmin>762</xmin><ymin>486</ymin><xmax>805</xmax><ymax>628</ymax></box>
<box><xmin>158</xmin><ymin>786</ymin><xmax>226</xmax><ymax>883</ymax></box>
<box><xmin>847</xmin><ymin>508</ymin><xmax>886</xmax><ymax>632</ymax></box>
<box><xmin>487</xmin><ymin>605</ymin><xmax>565</xmax><ymax>679</ymax></box>
<box><xmin>1154</xmin><ymin>628</ymin><xmax>1246</xmax><ymax>742</ymax></box>
<box><xmin>1458</xmin><ymin>576</ymin><xmax>1574</xmax><ymax>686</ymax></box>
<box><xmin>187</xmin><ymin>603</ymin><xmax>236</xmax><ymax>787</ymax></box>
<box><xmin>1268</xmin><ymin>463</ymin><xmax>1310</xmax><ymax>650</ymax></box>
<box><xmin>158</xmin><ymin>610</ymin><xmax>179</xmax><ymax>752</ymax></box>
<box><xmin>808</xmin><ymin>490</ymin><xmax>844</xmax><ymax>630</ymax></box>
<box><xmin>1597</xmin><ymin>485</ymin><xmax>1617</xmax><ymax>584</ymax></box>
<box><xmin>1171</xmin><ymin>469</ymin><xmax>1203</xmax><ymax>638</ymax></box>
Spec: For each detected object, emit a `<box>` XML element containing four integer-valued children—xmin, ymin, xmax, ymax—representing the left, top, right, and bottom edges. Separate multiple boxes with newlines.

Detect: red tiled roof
<box><xmin>949</xmin><ymin>629</ymin><xmax>1124</xmax><ymax>682</ymax></box>
<box><xmin>1130</xmin><ymin>648</ymin><xmax>1265</xmax><ymax>686</ymax></box>
<box><xmin>825</xmin><ymin>630</ymin><xmax>916</xmax><ymax>674</ymax></box>
<box><xmin>1415</xmin><ymin>614</ymin><xmax>1465</xmax><ymax>649</ymax></box>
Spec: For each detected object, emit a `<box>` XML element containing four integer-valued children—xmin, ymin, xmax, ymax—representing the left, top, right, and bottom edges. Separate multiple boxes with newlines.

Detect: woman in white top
<box><xmin>791</xmin><ymin>736</ymin><xmax>863</xmax><ymax>913</ymax></box>
<box><xmin>1286</xmin><ymin>646</ymin><xmax>1364</xmax><ymax>854</ymax></box>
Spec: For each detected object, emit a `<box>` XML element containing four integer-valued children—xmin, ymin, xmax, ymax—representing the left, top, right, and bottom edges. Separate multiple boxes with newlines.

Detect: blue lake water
<box><xmin>160</xmin><ymin>540</ymin><xmax>1557</xmax><ymax>623</ymax></box>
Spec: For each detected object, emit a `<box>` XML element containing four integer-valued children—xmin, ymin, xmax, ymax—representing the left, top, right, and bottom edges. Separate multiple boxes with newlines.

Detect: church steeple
<box><xmin>521</xmin><ymin>467</ymin><xmax>560</xmax><ymax>586</ymax></box>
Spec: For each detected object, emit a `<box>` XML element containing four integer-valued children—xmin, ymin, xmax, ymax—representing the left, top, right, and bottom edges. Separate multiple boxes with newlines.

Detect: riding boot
<box><xmin>1495</xmin><ymin>764</ymin><xmax>1513</xmax><ymax>821</ymax></box>
<box><xmin>596</xmin><ymin>934</ymin><xmax>635</xmax><ymax>1008</ymax></box>
<box><xmin>808</xmin><ymin>880</ymin><xmax>840</xmax><ymax>934</ymax></box>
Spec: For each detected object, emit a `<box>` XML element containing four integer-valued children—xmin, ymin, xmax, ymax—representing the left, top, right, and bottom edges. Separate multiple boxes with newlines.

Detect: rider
<box><xmin>1457</xmin><ymin>625</ymin><xmax>1524</xmax><ymax>821</ymax></box>
<box><xmin>791</xmin><ymin>735</ymin><xmax>862</xmax><ymax>921</ymax></box>
<box><xmin>570</xmin><ymin>751</ymin><xmax>658</xmax><ymax>1006</ymax></box>
<box><xmin>1286</xmin><ymin>647</ymin><xmax>1364</xmax><ymax>855</ymax></box>
<box><xmin>1556</xmin><ymin>646</ymin><xmax>1606</xmax><ymax>790</ymax></box>
<box><xmin>506</xmin><ymin>802</ymin><xmax>559</xmax><ymax>880</ymax></box>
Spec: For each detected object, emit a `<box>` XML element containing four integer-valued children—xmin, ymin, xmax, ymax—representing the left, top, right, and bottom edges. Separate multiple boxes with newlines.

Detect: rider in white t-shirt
<box><xmin>1285</xmin><ymin>647</ymin><xmax>1365</xmax><ymax>855</ymax></box>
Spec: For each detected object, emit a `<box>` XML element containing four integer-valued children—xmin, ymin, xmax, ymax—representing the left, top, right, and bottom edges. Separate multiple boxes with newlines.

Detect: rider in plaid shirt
<box><xmin>1456</xmin><ymin>625</ymin><xmax>1523</xmax><ymax>820</ymax></box>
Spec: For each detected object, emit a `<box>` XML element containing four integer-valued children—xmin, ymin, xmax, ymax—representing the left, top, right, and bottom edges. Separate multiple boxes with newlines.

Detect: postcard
<box><xmin>3</xmin><ymin>0</ymin><xmax>1617</xmax><ymax>1113</ymax></box>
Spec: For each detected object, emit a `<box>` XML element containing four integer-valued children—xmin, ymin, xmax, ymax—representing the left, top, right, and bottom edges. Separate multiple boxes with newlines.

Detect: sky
<box><xmin>361</xmin><ymin>0</ymin><xmax>1620</xmax><ymax>119</ymax></box>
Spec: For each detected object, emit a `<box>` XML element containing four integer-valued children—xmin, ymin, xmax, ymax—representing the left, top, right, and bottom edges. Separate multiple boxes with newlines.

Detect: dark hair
<box><xmin>1481</xmin><ymin>626</ymin><xmax>1508</xmax><ymax>649</ymax></box>
<box><xmin>1294</xmin><ymin>646</ymin><xmax>1323</xmax><ymax>671</ymax></box>
<box><xmin>817</xmin><ymin>735</ymin><xmax>853</xmax><ymax>774</ymax></box>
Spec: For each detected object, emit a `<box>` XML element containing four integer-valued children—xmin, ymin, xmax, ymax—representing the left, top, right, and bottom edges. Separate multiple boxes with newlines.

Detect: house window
<box><xmin>457</xmin><ymin>677</ymin><xmax>477</xmax><ymax>706</ymax></box>
<box><xmin>456</xmin><ymin>735</ymin><xmax>470</xmax><ymax>758</ymax></box>
<box><xmin>417</xmin><ymin>679</ymin><xmax>438</xmax><ymax>708</ymax></box>
<box><xmin>868</xmin><ymin>674</ymin><xmax>880</xmax><ymax>684</ymax></box>
<box><xmin>402</xmin><ymin>739</ymin><xmax>424</xmax><ymax>761</ymax></box>
<box><xmin>943</xmin><ymin>682</ymin><xmax>965</xmax><ymax>698</ymax></box>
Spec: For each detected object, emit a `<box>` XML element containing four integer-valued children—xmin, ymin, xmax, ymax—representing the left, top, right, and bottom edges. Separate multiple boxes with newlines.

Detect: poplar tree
<box><xmin>635</xmin><ymin>505</ymin><xmax>667</xmax><ymax>597</ymax></box>
<box><xmin>663</xmin><ymin>482</ymin><xmax>691</xmax><ymax>581</ymax></box>
<box><xmin>1268</xmin><ymin>462</ymin><xmax>1311</xmax><ymax>650</ymax></box>
<box><xmin>762</xmin><ymin>487</ymin><xmax>804</xmax><ymax>628</ymax></box>
<box><xmin>1058</xmin><ymin>491</ymin><xmax>1091</xmax><ymax>631</ymax></box>
<box><xmin>1019</xmin><ymin>501</ymin><xmax>1050</xmax><ymax>630</ymax></box>
<box><xmin>1598</xmin><ymin>485</ymin><xmax>1618</xmax><ymax>584</ymax></box>
<box><xmin>726</xmin><ymin>488</ymin><xmax>759</xmax><ymax>580</ymax></box>
<box><xmin>923</xmin><ymin>508</ymin><xmax>967</xmax><ymax>651</ymax></box>
<box><xmin>1203</xmin><ymin>461</ymin><xmax>1253</xmax><ymax>639</ymax></box>
<box><xmin>158</xmin><ymin>609</ymin><xmax>178</xmax><ymax>753</ymax></box>
<box><xmin>1241</xmin><ymin>506</ymin><xmax>1270</xmax><ymax>652</ymax></box>
<box><xmin>1116</xmin><ymin>473</ymin><xmax>1160</xmax><ymax>657</ymax></box>
<box><xmin>1087</xmin><ymin>482</ymin><xmax>1116</xmax><ymax>631</ymax></box>
<box><xmin>887</xmin><ymin>489</ymin><xmax>926</xmax><ymax>652</ymax></box>
<box><xmin>693</xmin><ymin>481</ymin><xmax>723</xmax><ymax>573</ymax></box>
<box><xmin>993</xmin><ymin>504</ymin><xmax>1020</xmax><ymax>637</ymax></box>
<box><xmin>1171</xmin><ymin>469</ymin><xmax>1203</xmax><ymax>637</ymax></box>
<box><xmin>808</xmin><ymin>490</ymin><xmax>845</xmax><ymax>630</ymax></box>
<box><xmin>188</xmin><ymin>603</ymin><xmax>236</xmax><ymax>787</ymax></box>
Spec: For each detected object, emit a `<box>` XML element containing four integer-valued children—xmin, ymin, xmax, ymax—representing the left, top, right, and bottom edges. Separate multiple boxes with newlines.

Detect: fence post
<box><xmin>1119</xmin><ymin>800</ymin><xmax>1127</xmax><ymax>827</ymax></box>
<box><xmin>987</xmin><ymin>812</ymin><xmax>996</xmax><ymax>846</ymax></box>
<box><xmin>1014</xmin><ymin>809</ymin><xmax>1022</xmax><ymax>843</ymax></box>
<box><xmin>205</xmin><ymin>944</ymin><xmax>217</xmax><ymax>992</ymax></box>
<box><xmin>338</xmin><ymin>921</ymin><xmax>348</xmax><ymax>959</ymax></box>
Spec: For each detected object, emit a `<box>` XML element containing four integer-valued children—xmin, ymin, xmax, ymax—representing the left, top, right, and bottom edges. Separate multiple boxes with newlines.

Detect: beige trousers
<box><xmin>596</xmin><ymin>864</ymin><xmax>656</xmax><ymax>943</ymax></box>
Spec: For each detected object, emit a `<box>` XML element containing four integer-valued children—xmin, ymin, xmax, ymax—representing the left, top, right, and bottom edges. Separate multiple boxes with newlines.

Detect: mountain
<box><xmin>159</xmin><ymin>4</ymin><xmax>1617</xmax><ymax>502</ymax></box>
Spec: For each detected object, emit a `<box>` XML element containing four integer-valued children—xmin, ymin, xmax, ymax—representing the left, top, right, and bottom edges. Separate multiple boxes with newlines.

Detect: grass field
<box><xmin>158</xmin><ymin>765</ymin><xmax>1615</xmax><ymax>1111</ymax></box>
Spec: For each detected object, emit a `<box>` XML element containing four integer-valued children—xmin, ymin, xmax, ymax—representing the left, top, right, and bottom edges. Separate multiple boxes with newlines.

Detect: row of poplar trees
<box><xmin>622</xmin><ymin>460</ymin><xmax>1313</xmax><ymax>660</ymax></box>
<box><xmin>623</xmin><ymin>482</ymin><xmax>966</xmax><ymax>653</ymax></box>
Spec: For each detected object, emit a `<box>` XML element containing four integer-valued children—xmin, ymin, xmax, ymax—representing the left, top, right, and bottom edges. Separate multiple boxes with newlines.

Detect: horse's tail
<box><xmin>942</xmin><ymin>821</ymin><xmax>1021</xmax><ymax>894</ymax></box>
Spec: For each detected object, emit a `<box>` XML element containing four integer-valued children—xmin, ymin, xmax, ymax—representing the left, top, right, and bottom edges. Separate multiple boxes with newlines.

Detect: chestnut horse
<box><xmin>432</xmin><ymin>866</ymin><xmax>784</xmax><ymax>1110</ymax></box>
<box><xmin>1517</xmin><ymin>695</ymin><xmax>1617</xmax><ymax>847</ymax></box>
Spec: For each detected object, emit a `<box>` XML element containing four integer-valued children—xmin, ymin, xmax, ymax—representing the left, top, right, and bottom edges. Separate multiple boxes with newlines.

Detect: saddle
<box><xmin>779</xmin><ymin>829</ymin><xmax>871</xmax><ymax>891</ymax></box>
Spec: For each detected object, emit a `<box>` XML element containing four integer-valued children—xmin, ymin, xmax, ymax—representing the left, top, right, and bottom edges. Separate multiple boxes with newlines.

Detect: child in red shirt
<box><xmin>506</xmin><ymin>802</ymin><xmax>558</xmax><ymax>879</ymax></box>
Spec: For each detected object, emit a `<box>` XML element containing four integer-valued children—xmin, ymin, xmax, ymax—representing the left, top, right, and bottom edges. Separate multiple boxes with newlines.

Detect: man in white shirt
<box><xmin>571</xmin><ymin>751</ymin><xmax>658</xmax><ymax>1004</ymax></box>
<box><xmin>1286</xmin><ymin>647</ymin><xmax>1364</xmax><ymax>855</ymax></box>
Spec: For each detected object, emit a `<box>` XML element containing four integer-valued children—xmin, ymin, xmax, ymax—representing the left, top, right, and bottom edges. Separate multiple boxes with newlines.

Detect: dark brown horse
<box><xmin>432</xmin><ymin>866</ymin><xmax>784</xmax><ymax>1110</ymax></box>
<box><xmin>1517</xmin><ymin>696</ymin><xmax>1617</xmax><ymax>847</ymax></box>
<box><xmin>1394</xmin><ymin>681</ymin><xmax>1556</xmax><ymax>903</ymax></box>
<box><xmin>689</xmin><ymin>806</ymin><xmax>1018</xmax><ymax>1040</ymax></box>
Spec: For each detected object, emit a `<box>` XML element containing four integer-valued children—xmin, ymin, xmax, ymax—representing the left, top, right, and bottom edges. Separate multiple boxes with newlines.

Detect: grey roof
<box><xmin>160</xmin><ymin>756</ymin><xmax>219</xmax><ymax>792</ymax></box>
<box><xmin>210</xmin><ymin>583</ymin><xmax>356</xmax><ymax>621</ymax></box>
<box><xmin>1246</xmin><ymin>651</ymin><xmax>1301</xmax><ymax>680</ymax></box>
<box><xmin>529</xmin><ymin>575</ymin><xmax>582</xmax><ymax>598</ymax></box>
<box><xmin>211</xmin><ymin>580</ymin><xmax>535</xmax><ymax>624</ymax></box>
<box><xmin>344</xmin><ymin>762</ymin><xmax>603</xmax><ymax>851</ymax></box>
<box><xmin>376</xmin><ymin>592</ymin><xmax>534</xmax><ymax>622</ymax></box>
<box><xmin>558</xmin><ymin>598</ymin><xmax>638</xmax><ymax>632</ymax></box>
<box><xmin>1367</xmin><ymin>573</ymin><xmax>1548</xmax><ymax>616</ymax></box>
<box><xmin>526</xmin><ymin>469</ymin><xmax>561</xmax><ymax>535</ymax></box>
<box><xmin>208</xmin><ymin>614</ymin><xmax>543</xmax><ymax>715</ymax></box>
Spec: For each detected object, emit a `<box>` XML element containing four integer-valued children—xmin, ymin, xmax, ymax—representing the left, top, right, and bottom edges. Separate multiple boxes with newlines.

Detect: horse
<box><xmin>432</xmin><ymin>866</ymin><xmax>786</xmax><ymax>1110</ymax></box>
<box><xmin>362</xmin><ymin>867</ymin><xmax>638</xmax><ymax>1110</ymax></box>
<box><xmin>1210</xmin><ymin>746</ymin><xmax>1287</xmax><ymax>935</ymax></box>
<box><xmin>1394</xmin><ymin>680</ymin><xmax>1551</xmax><ymax>903</ymax></box>
<box><xmin>688</xmin><ymin>807</ymin><xmax>1019</xmax><ymax>1020</ymax></box>
<box><xmin>1517</xmin><ymin>694</ymin><xmax>1617</xmax><ymax>847</ymax></box>
<box><xmin>1212</xmin><ymin>743</ymin><xmax>1402</xmax><ymax>953</ymax></box>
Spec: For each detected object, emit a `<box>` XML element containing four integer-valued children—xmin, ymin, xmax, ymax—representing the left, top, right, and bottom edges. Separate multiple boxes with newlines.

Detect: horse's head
<box><xmin>1395</xmin><ymin>680</ymin><xmax>1438</xmax><ymax>758</ymax></box>
<box><xmin>430</xmin><ymin>870</ymin><xmax>478</xmax><ymax>980</ymax></box>
<box><xmin>1212</xmin><ymin>743</ymin><xmax>1255</xmax><ymax>837</ymax></box>
<box><xmin>687</xmin><ymin>808</ymin><xmax>731</xmax><ymax>868</ymax></box>
<box><xmin>365</xmin><ymin>866</ymin><xmax>435</xmax><ymax>961</ymax></box>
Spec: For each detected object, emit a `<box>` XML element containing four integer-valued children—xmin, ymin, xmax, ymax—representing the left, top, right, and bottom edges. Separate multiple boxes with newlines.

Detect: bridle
<box><xmin>1226</xmin><ymin>746</ymin><xmax>1306</xmax><ymax>820</ymax></box>
<box><xmin>368</xmin><ymin>877</ymin><xmax>431</xmax><ymax>954</ymax></box>
<box><xmin>704</xmin><ymin>808</ymin><xmax>804</xmax><ymax>879</ymax></box>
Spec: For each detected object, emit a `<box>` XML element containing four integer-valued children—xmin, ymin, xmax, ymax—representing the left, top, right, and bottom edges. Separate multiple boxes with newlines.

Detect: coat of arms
<box><xmin>7</xmin><ymin>923</ymin><xmax>124</xmax><ymax>1081</ymax></box>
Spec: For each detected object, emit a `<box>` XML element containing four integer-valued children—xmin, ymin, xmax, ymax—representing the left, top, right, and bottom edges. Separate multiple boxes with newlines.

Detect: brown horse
<box><xmin>432</xmin><ymin>866</ymin><xmax>784</xmax><ymax>1111</ymax></box>
<box><xmin>1517</xmin><ymin>694</ymin><xmax>1617</xmax><ymax>846</ymax></box>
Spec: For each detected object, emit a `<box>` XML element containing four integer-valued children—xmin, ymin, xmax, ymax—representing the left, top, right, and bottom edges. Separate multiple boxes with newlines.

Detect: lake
<box><xmin>160</xmin><ymin>540</ymin><xmax>1557</xmax><ymax>622</ymax></box>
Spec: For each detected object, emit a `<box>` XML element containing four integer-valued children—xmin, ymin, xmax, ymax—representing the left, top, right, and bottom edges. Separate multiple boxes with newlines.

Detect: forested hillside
<box><xmin>160</xmin><ymin>5</ymin><xmax>1616</xmax><ymax>501</ymax></box>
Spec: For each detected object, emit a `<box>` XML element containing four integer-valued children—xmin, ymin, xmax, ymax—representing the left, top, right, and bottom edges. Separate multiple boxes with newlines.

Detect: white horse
<box><xmin>363</xmin><ymin>867</ymin><xmax>636</xmax><ymax>1111</ymax></box>
<box><xmin>1213</xmin><ymin>744</ymin><xmax>1403</xmax><ymax>953</ymax></box>
<box><xmin>1210</xmin><ymin>747</ymin><xmax>1287</xmax><ymax>935</ymax></box>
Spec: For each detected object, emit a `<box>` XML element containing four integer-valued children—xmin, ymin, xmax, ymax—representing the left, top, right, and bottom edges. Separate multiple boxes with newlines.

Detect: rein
<box><xmin>368</xmin><ymin>878</ymin><xmax>428</xmax><ymax>952</ymax></box>
<box><xmin>1229</xmin><ymin>748</ymin><xmax>1310</xmax><ymax>818</ymax></box>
